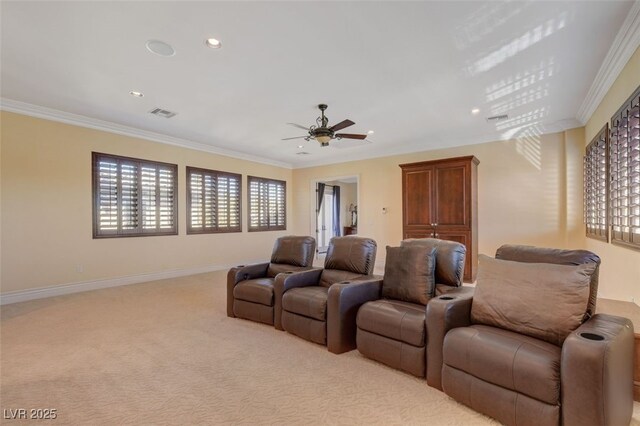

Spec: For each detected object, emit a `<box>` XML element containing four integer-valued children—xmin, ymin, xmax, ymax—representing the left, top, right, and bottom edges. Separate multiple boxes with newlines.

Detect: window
<box><xmin>186</xmin><ymin>167</ymin><xmax>241</xmax><ymax>234</ymax></box>
<box><xmin>92</xmin><ymin>152</ymin><xmax>177</xmax><ymax>238</ymax></box>
<box><xmin>609</xmin><ymin>85</ymin><xmax>640</xmax><ymax>249</ymax></box>
<box><xmin>248</xmin><ymin>176</ymin><xmax>286</xmax><ymax>231</ymax></box>
<box><xmin>584</xmin><ymin>124</ymin><xmax>609</xmax><ymax>241</ymax></box>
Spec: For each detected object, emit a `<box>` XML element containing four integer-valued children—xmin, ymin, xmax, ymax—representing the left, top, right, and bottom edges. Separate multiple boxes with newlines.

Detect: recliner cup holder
<box><xmin>580</xmin><ymin>332</ymin><xmax>605</xmax><ymax>341</ymax></box>
<box><xmin>236</xmin><ymin>265</ymin><xmax>245</xmax><ymax>268</ymax></box>
<box><xmin>439</xmin><ymin>296</ymin><xmax>455</xmax><ymax>300</ymax></box>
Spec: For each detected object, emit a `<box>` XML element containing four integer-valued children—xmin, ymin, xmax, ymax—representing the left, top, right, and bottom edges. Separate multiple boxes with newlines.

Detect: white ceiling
<box><xmin>0</xmin><ymin>1</ymin><xmax>634</xmax><ymax>168</ymax></box>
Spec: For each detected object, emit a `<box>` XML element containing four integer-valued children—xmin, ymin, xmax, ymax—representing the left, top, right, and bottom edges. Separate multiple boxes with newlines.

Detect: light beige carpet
<box><xmin>1</xmin><ymin>271</ymin><xmax>639</xmax><ymax>425</ymax></box>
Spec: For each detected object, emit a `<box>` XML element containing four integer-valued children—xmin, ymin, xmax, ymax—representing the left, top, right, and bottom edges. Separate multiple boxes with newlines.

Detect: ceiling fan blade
<box><xmin>281</xmin><ymin>136</ymin><xmax>308</xmax><ymax>140</ymax></box>
<box><xmin>286</xmin><ymin>123</ymin><xmax>310</xmax><ymax>131</ymax></box>
<box><xmin>329</xmin><ymin>119</ymin><xmax>355</xmax><ymax>132</ymax></box>
<box><xmin>336</xmin><ymin>133</ymin><xmax>367</xmax><ymax>140</ymax></box>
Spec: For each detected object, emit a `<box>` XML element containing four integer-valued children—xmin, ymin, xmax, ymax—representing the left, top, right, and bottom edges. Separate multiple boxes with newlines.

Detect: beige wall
<box><xmin>584</xmin><ymin>46</ymin><xmax>640</xmax><ymax>303</ymax></box>
<box><xmin>0</xmin><ymin>112</ymin><xmax>292</xmax><ymax>294</ymax></box>
<box><xmin>293</xmin><ymin>128</ymin><xmax>586</xmax><ymax>276</ymax></box>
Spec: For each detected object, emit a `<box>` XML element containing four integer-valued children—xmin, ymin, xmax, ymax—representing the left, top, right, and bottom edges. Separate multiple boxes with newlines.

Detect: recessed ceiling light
<box><xmin>145</xmin><ymin>40</ymin><xmax>175</xmax><ymax>57</ymax></box>
<box><xmin>471</xmin><ymin>108</ymin><xmax>481</xmax><ymax>115</ymax></box>
<box><xmin>205</xmin><ymin>38</ymin><xmax>222</xmax><ymax>49</ymax></box>
<box><xmin>297</xmin><ymin>145</ymin><xmax>304</xmax><ymax>148</ymax></box>
<box><xmin>129</xmin><ymin>91</ymin><xmax>144</xmax><ymax>97</ymax></box>
<box><xmin>367</xmin><ymin>130</ymin><xmax>375</xmax><ymax>134</ymax></box>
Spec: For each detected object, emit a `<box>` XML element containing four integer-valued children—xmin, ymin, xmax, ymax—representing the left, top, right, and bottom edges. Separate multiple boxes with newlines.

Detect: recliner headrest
<box><xmin>401</xmin><ymin>238</ymin><xmax>466</xmax><ymax>287</ymax></box>
<box><xmin>324</xmin><ymin>236</ymin><xmax>377</xmax><ymax>275</ymax></box>
<box><xmin>270</xmin><ymin>236</ymin><xmax>316</xmax><ymax>267</ymax></box>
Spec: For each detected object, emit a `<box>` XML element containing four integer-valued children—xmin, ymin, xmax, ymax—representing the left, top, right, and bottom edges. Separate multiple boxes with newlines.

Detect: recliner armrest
<box><xmin>226</xmin><ymin>262</ymin><xmax>270</xmax><ymax>317</ymax></box>
<box><xmin>273</xmin><ymin>268</ymin><xmax>324</xmax><ymax>330</ymax></box>
<box><xmin>561</xmin><ymin>313</ymin><xmax>634</xmax><ymax>426</ymax></box>
<box><xmin>327</xmin><ymin>277</ymin><xmax>383</xmax><ymax>354</ymax></box>
<box><xmin>425</xmin><ymin>287</ymin><xmax>474</xmax><ymax>390</ymax></box>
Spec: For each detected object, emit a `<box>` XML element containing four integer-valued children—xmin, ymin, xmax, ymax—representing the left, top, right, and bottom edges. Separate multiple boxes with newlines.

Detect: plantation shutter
<box><xmin>609</xmin><ymin>86</ymin><xmax>640</xmax><ymax>249</ymax></box>
<box><xmin>248</xmin><ymin>176</ymin><xmax>286</xmax><ymax>231</ymax></box>
<box><xmin>158</xmin><ymin>166</ymin><xmax>176</xmax><ymax>230</ymax></box>
<box><xmin>186</xmin><ymin>167</ymin><xmax>241</xmax><ymax>234</ymax></box>
<box><xmin>96</xmin><ymin>157</ymin><xmax>120</xmax><ymax>233</ymax></box>
<box><xmin>584</xmin><ymin>125</ymin><xmax>608</xmax><ymax>241</ymax></box>
<box><xmin>92</xmin><ymin>153</ymin><xmax>177</xmax><ymax>238</ymax></box>
<box><xmin>120</xmin><ymin>162</ymin><xmax>140</xmax><ymax>233</ymax></box>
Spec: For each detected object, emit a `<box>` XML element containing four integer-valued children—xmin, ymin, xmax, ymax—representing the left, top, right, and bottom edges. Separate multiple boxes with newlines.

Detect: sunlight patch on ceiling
<box><xmin>454</xmin><ymin>1</ymin><xmax>527</xmax><ymax>50</ymax></box>
<box><xmin>469</xmin><ymin>12</ymin><xmax>568</xmax><ymax>75</ymax></box>
<box><xmin>485</xmin><ymin>58</ymin><xmax>554</xmax><ymax>102</ymax></box>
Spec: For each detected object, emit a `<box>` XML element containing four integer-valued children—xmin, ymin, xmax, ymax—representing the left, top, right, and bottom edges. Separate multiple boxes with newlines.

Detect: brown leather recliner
<box><xmin>427</xmin><ymin>244</ymin><xmax>634</xmax><ymax>426</ymax></box>
<box><xmin>275</xmin><ymin>236</ymin><xmax>378</xmax><ymax>354</ymax></box>
<box><xmin>355</xmin><ymin>238</ymin><xmax>468</xmax><ymax>378</ymax></box>
<box><xmin>227</xmin><ymin>236</ymin><xmax>316</xmax><ymax>325</ymax></box>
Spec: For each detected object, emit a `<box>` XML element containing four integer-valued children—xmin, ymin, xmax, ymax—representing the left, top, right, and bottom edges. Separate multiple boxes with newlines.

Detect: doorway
<box><xmin>317</xmin><ymin>185</ymin><xmax>334</xmax><ymax>252</ymax></box>
<box><xmin>312</xmin><ymin>176</ymin><xmax>359</xmax><ymax>255</ymax></box>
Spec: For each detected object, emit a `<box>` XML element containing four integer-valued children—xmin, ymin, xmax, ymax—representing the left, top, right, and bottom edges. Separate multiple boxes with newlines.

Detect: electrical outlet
<box><xmin>76</xmin><ymin>264</ymin><xmax>84</xmax><ymax>273</ymax></box>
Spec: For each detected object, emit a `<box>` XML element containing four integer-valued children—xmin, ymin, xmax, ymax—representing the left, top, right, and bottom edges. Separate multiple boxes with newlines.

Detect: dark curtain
<box><xmin>316</xmin><ymin>182</ymin><xmax>325</xmax><ymax>236</ymax></box>
<box><xmin>316</xmin><ymin>182</ymin><xmax>325</xmax><ymax>214</ymax></box>
<box><xmin>332</xmin><ymin>186</ymin><xmax>341</xmax><ymax>237</ymax></box>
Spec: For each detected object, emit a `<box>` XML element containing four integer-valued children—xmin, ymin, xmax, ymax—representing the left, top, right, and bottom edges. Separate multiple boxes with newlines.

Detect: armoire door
<box><xmin>403</xmin><ymin>168</ymin><xmax>435</xmax><ymax>234</ymax></box>
<box><xmin>434</xmin><ymin>161</ymin><xmax>470</xmax><ymax>230</ymax></box>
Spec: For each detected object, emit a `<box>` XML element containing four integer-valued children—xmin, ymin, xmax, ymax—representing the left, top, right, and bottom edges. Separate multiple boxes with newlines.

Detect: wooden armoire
<box><xmin>400</xmin><ymin>156</ymin><xmax>479</xmax><ymax>282</ymax></box>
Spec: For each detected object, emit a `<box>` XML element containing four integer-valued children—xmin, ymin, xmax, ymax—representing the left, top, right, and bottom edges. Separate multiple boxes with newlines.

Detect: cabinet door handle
<box><xmin>435</xmin><ymin>233</ymin><xmax>439</xmax><ymax>238</ymax></box>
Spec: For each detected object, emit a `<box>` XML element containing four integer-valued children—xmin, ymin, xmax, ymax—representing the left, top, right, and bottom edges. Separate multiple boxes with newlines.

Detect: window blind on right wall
<box><xmin>584</xmin><ymin>124</ymin><xmax>609</xmax><ymax>241</ymax></box>
<box><xmin>609</xmin><ymin>85</ymin><xmax>640</xmax><ymax>249</ymax></box>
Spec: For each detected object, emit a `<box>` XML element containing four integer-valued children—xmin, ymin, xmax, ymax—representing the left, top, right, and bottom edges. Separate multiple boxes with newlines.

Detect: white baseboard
<box><xmin>0</xmin><ymin>264</ymin><xmax>234</xmax><ymax>305</ymax></box>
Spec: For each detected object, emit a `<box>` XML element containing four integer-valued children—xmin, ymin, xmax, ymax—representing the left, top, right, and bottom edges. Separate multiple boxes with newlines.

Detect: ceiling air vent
<box><xmin>486</xmin><ymin>114</ymin><xmax>508</xmax><ymax>122</ymax></box>
<box><xmin>149</xmin><ymin>108</ymin><xmax>177</xmax><ymax>118</ymax></box>
<box><xmin>296</xmin><ymin>152</ymin><xmax>311</xmax><ymax>155</ymax></box>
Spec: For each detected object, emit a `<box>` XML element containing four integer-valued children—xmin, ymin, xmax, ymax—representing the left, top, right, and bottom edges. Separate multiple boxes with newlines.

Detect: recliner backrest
<box><xmin>267</xmin><ymin>236</ymin><xmax>316</xmax><ymax>277</ymax></box>
<box><xmin>319</xmin><ymin>236</ymin><xmax>377</xmax><ymax>287</ymax></box>
<box><xmin>495</xmin><ymin>244</ymin><xmax>601</xmax><ymax>319</ymax></box>
<box><xmin>401</xmin><ymin>238</ymin><xmax>466</xmax><ymax>287</ymax></box>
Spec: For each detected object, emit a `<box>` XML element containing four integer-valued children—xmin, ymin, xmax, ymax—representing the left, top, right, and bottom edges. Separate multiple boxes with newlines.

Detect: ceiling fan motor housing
<box><xmin>283</xmin><ymin>104</ymin><xmax>367</xmax><ymax>146</ymax></box>
<box><xmin>311</xmin><ymin>127</ymin><xmax>334</xmax><ymax>138</ymax></box>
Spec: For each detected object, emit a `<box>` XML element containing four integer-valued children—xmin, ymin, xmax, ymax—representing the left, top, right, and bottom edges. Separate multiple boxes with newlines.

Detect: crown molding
<box><xmin>577</xmin><ymin>0</ymin><xmax>640</xmax><ymax>124</ymax></box>
<box><xmin>0</xmin><ymin>98</ymin><xmax>293</xmax><ymax>169</ymax></box>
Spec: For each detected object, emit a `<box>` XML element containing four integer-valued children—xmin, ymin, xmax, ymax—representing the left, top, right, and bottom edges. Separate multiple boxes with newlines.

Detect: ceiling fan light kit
<box><xmin>283</xmin><ymin>104</ymin><xmax>369</xmax><ymax>147</ymax></box>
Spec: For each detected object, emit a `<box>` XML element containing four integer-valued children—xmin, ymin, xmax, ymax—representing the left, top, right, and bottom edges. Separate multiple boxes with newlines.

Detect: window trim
<box><xmin>92</xmin><ymin>152</ymin><xmax>178</xmax><ymax>239</ymax></box>
<box><xmin>186</xmin><ymin>166</ymin><xmax>242</xmax><ymax>235</ymax></box>
<box><xmin>609</xmin><ymin>85</ymin><xmax>640</xmax><ymax>251</ymax></box>
<box><xmin>247</xmin><ymin>175</ymin><xmax>287</xmax><ymax>232</ymax></box>
<box><xmin>584</xmin><ymin>124</ymin><xmax>609</xmax><ymax>242</ymax></box>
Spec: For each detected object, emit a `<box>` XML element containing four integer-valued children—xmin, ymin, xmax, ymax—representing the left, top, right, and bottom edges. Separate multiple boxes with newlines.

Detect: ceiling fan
<box><xmin>282</xmin><ymin>104</ymin><xmax>368</xmax><ymax>147</ymax></box>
